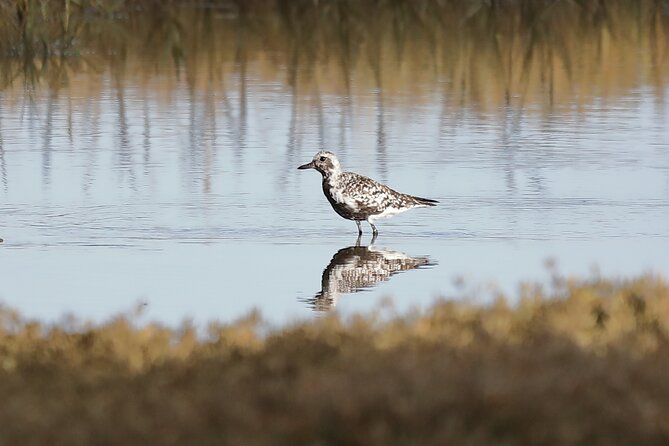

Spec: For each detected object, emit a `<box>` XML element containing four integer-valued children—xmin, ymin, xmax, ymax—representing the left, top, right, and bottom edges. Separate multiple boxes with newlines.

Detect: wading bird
<box><xmin>298</xmin><ymin>151</ymin><xmax>437</xmax><ymax>235</ymax></box>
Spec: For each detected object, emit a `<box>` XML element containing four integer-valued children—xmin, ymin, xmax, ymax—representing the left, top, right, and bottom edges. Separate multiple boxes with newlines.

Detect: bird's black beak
<box><xmin>297</xmin><ymin>161</ymin><xmax>315</xmax><ymax>170</ymax></box>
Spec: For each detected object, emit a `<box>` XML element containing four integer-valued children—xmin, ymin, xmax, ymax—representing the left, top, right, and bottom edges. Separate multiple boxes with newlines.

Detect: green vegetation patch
<box><xmin>1</xmin><ymin>273</ymin><xmax>669</xmax><ymax>445</ymax></box>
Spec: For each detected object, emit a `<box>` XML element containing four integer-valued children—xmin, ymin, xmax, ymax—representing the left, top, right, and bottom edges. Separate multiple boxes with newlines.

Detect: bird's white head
<box><xmin>297</xmin><ymin>151</ymin><xmax>342</xmax><ymax>178</ymax></box>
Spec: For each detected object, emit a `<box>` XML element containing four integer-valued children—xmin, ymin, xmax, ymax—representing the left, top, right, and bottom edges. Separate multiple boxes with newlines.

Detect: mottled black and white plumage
<box><xmin>303</xmin><ymin>238</ymin><xmax>435</xmax><ymax>311</ymax></box>
<box><xmin>298</xmin><ymin>151</ymin><xmax>437</xmax><ymax>235</ymax></box>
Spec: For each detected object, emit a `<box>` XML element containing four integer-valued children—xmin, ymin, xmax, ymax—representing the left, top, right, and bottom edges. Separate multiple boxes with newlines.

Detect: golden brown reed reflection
<box><xmin>0</xmin><ymin>0</ymin><xmax>668</xmax><ymax>114</ymax></box>
<box><xmin>303</xmin><ymin>236</ymin><xmax>435</xmax><ymax>312</ymax></box>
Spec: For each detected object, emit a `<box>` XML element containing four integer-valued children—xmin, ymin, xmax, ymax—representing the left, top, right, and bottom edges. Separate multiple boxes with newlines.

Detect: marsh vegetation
<box><xmin>1</xmin><ymin>273</ymin><xmax>669</xmax><ymax>444</ymax></box>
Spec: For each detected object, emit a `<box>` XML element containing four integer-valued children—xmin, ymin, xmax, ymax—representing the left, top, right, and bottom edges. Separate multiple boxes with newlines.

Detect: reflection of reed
<box><xmin>0</xmin><ymin>0</ymin><xmax>667</xmax><ymax>113</ymax></box>
<box><xmin>0</xmin><ymin>1</ymin><xmax>664</xmax><ymax>197</ymax></box>
<box><xmin>142</xmin><ymin>93</ymin><xmax>151</xmax><ymax>173</ymax></box>
<box><xmin>113</xmin><ymin>63</ymin><xmax>137</xmax><ymax>190</ymax></box>
<box><xmin>41</xmin><ymin>90</ymin><xmax>55</xmax><ymax>189</ymax></box>
<box><xmin>82</xmin><ymin>96</ymin><xmax>101</xmax><ymax>196</ymax></box>
<box><xmin>0</xmin><ymin>103</ymin><xmax>5</xmax><ymax>192</ymax></box>
<box><xmin>303</xmin><ymin>237</ymin><xmax>435</xmax><ymax>312</ymax></box>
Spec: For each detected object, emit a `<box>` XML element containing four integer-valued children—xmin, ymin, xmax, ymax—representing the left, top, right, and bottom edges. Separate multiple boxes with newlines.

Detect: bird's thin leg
<box><xmin>356</xmin><ymin>221</ymin><xmax>362</xmax><ymax>236</ymax></box>
<box><xmin>370</xmin><ymin>233</ymin><xmax>377</xmax><ymax>245</ymax></box>
<box><xmin>355</xmin><ymin>234</ymin><xmax>362</xmax><ymax>247</ymax></box>
<box><xmin>370</xmin><ymin>222</ymin><xmax>378</xmax><ymax>236</ymax></box>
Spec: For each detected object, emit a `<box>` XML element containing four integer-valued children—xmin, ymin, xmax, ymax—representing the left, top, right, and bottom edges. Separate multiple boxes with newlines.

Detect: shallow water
<box><xmin>0</xmin><ymin>3</ymin><xmax>668</xmax><ymax>325</ymax></box>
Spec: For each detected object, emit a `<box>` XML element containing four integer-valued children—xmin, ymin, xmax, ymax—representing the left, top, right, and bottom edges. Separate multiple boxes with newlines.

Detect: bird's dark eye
<box><xmin>319</xmin><ymin>156</ymin><xmax>326</xmax><ymax>162</ymax></box>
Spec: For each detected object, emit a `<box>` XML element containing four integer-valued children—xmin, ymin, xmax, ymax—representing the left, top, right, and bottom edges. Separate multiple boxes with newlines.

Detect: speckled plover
<box><xmin>298</xmin><ymin>151</ymin><xmax>437</xmax><ymax>235</ymax></box>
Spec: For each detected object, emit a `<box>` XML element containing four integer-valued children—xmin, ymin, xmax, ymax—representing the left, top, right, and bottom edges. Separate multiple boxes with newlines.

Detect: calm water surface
<box><xmin>1</xmin><ymin>3</ymin><xmax>668</xmax><ymax>325</ymax></box>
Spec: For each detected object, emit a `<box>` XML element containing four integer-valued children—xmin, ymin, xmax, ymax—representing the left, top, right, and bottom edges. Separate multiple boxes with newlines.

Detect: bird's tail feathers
<box><xmin>412</xmin><ymin>195</ymin><xmax>438</xmax><ymax>207</ymax></box>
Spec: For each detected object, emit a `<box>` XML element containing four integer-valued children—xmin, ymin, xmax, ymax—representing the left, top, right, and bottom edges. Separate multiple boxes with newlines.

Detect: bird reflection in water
<box><xmin>303</xmin><ymin>235</ymin><xmax>436</xmax><ymax>312</ymax></box>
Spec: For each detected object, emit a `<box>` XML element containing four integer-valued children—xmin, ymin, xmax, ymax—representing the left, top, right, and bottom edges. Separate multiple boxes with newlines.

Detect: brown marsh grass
<box><xmin>0</xmin><ymin>0</ymin><xmax>668</xmax><ymax>114</ymax></box>
<box><xmin>1</xmin><ymin>272</ymin><xmax>669</xmax><ymax>444</ymax></box>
